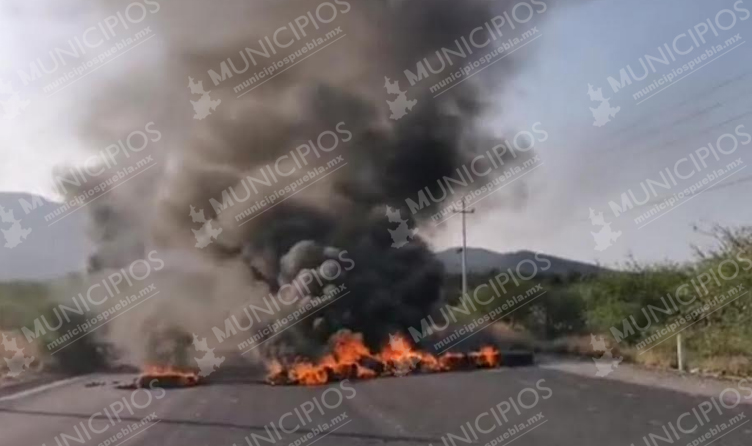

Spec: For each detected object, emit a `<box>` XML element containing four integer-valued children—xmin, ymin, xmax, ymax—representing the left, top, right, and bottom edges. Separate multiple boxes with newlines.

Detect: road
<box><xmin>1</xmin><ymin>359</ymin><xmax>751</xmax><ymax>446</ymax></box>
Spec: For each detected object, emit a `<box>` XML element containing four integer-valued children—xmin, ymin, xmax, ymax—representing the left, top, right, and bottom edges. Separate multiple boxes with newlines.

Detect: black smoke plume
<box><xmin>64</xmin><ymin>0</ymin><xmax>544</xmax><ymax>365</ymax></box>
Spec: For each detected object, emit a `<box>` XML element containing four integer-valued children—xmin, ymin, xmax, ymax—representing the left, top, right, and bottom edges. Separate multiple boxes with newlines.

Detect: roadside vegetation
<box><xmin>3</xmin><ymin>226</ymin><xmax>751</xmax><ymax>379</ymax></box>
<box><xmin>0</xmin><ymin>280</ymin><xmax>52</xmax><ymax>378</ymax></box>
<box><xmin>0</xmin><ymin>273</ymin><xmax>105</xmax><ymax>379</ymax></box>
<box><xmin>449</xmin><ymin>225</ymin><xmax>752</xmax><ymax>377</ymax></box>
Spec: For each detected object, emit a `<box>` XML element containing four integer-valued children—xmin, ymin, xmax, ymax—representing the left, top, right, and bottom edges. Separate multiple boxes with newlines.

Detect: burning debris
<box><xmin>266</xmin><ymin>331</ymin><xmax>500</xmax><ymax>386</ymax></box>
<box><xmin>64</xmin><ymin>0</ymin><xmax>542</xmax><ymax>375</ymax></box>
<box><xmin>116</xmin><ymin>365</ymin><xmax>202</xmax><ymax>390</ymax></box>
<box><xmin>136</xmin><ymin>365</ymin><xmax>201</xmax><ymax>388</ymax></box>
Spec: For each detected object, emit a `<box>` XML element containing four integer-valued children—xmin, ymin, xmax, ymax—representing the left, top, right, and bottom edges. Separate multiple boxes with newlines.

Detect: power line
<box><xmin>632</xmin><ymin>107</ymin><xmax>752</xmax><ymax>157</ymax></box>
<box><xmin>577</xmin><ymin>170</ymin><xmax>752</xmax><ymax>223</ymax></box>
<box><xmin>637</xmin><ymin>170</ymin><xmax>751</xmax><ymax>209</ymax></box>
<box><xmin>692</xmin><ymin>172</ymin><xmax>752</xmax><ymax>194</ymax></box>
<box><xmin>602</xmin><ymin>84</ymin><xmax>752</xmax><ymax>159</ymax></box>
<box><xmin>605</xmin><ymin>71</ymin><xmax>751</xmax><ymax>143</ymax></box>
<box><xmin>604</xmin><ymin>101</ymin><xmax>725</xmax><ymax>157</ymax></box>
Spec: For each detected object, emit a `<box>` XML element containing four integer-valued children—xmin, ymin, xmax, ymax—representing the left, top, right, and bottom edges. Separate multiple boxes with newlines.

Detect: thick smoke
<box><xmin>66</xmin><ymin>0</ymin><xmax>542</xmax><ymax>366</ymax></box>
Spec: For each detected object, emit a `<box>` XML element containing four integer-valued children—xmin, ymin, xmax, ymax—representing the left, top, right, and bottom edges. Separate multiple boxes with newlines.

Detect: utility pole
<box><xmin>453</xmin><ymin>197</ymin><xmax>475</xmax><ymax>298</ymax></box>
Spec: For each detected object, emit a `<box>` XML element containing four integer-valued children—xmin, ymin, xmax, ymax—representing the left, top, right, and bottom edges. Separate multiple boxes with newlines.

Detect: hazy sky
<box><xmin>437</xmin><ymin>0</ymin><xmax>752</xmax><ymax>266</ymax></box>
<box><xmin>1</xmin><ymin>0</ymin><xmax>750</xmax><ymax>267</ymax></box>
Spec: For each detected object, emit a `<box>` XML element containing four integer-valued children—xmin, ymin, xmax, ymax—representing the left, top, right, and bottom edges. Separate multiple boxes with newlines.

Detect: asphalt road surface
<box><xmin>1</xmin><ymin>360</ymin><xmax>751</xmax><ymax>446</ymax></box>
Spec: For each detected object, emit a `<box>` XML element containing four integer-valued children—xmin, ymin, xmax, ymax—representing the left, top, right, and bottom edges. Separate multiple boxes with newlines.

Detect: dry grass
<box><xmin>631</xmin><ymin>348</ymin><xmax>674</xmax><ymax>369</ymax></box>
<box><xmin>534</xmin><ymin>333</ymin><xmax>752</xmax><ymax>378</ymax></box>
<box><xmin>486</xmin><ymin>322</ymin><xmax>536</xmax><ymax>350</ymax></box>
<box><xmin>531</xmin><ymin>334</ymin><xmax>632</xmax><ymax>360</ymax></box>
<box><xmin>691</xmin><ymin>356</ymin><xmax>752</xmax><ymax>377</ymax></box>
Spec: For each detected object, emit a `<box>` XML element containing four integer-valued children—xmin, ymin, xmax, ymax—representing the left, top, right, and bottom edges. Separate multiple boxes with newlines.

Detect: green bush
<box><xmin>454</xmin><ymin>225</ymin><xmax>752</xmax><ymax>373</ymax></box>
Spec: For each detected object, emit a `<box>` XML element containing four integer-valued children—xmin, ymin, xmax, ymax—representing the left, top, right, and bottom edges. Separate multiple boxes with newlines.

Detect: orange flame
<box><xmin>267</xmin><ymin>332</ymin><xmax>499</xmax><ymax>385</ymax></box>
<box><xmin>469</xmin><ymin>346</ymin><xmax>501</xmax><ymax>368</ymax></box>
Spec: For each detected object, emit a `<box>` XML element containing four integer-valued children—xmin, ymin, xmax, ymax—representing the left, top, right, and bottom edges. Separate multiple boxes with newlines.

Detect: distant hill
<box><xmin>1</xmin><ymin>192</ymin><xmax>607</xmax><ymax>282</ymax></box>
<box><xmin>436</xmin><ymin>248</ymin><xmax>606</xmax><ymax>277</ymax></box>
<box><xmin>0</xmin><ymin>192</ymin><xmax>89</xmax><ymax>281</ymax></box>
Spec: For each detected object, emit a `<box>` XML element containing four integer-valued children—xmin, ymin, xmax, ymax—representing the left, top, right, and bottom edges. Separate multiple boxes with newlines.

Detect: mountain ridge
<box><xmin>436</xmin><ymin>247</ymin><xmax>606</xmax><ymax>277</ymax></box>
<box><xmin>0</xmin><ymin>192</ymin><xmax>89</xmax><ymax>281</ymax></box>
